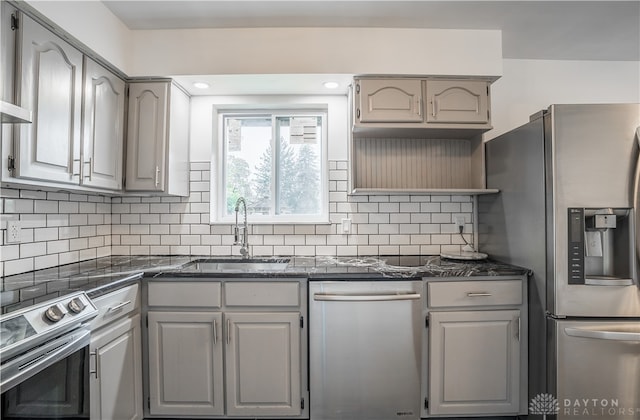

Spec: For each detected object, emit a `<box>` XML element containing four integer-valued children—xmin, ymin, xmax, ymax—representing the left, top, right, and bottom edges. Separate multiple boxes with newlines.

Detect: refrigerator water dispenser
<box><xmin>568</xmin><ymin>208</ymin><xmax>635</xmax><ymax>286</ymax></box>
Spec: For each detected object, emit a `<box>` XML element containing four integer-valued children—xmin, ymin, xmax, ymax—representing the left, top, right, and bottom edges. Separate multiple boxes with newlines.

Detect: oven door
<box><xmin>1</xmin><ymin>327</ymin><xmax>90</xmax><ymax>419</ymax></box>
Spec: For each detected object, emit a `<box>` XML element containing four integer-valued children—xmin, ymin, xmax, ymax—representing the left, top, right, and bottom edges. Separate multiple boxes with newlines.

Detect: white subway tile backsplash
<box><xmin>1</xmin><ymin>159</ymin><xmax>475</xmax><ymax>276</ymax></box>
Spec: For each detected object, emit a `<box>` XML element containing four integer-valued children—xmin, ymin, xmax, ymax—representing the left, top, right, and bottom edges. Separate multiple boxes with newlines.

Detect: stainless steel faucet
<box><xmin>233</xmin><ymin>197</ymin><xmax>250</xmax><ymax>258</ymax></box>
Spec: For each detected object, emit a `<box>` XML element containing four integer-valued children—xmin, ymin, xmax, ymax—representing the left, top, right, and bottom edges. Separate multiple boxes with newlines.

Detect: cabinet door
<box><xmin>356</xmin><ymin>78</ymin><xmax>423</xmax><ymax>123</ymax></box>
<box><xmin>82</xmin><ymin>57</ymin><xmax>125</xmax><ymax>190</ymax></box>
<box><xmin>428</xmin><ymin>310</ymin><xmax>520</xmax><ymax>416</ymax></box>
<box><xmin>15</xmin><ymin>13</ymin><xmax>82</xmax><ymax>184</ymax></box>
<box><xmin>426</xmin><ymin>80</ymin><xmax>490</xmax><ymax>124</ymax></box>
<box><xmin>225</xmin><ymin>312</ymin><xmax>301</xmax><ymax>417</ymax></box>
<box><xmin>125</xmin><ymin>82</ymin><xmax>168</xmax><ymax>192</ymax></box>
<box><xmin>148</xmin><ymin>311</ymin><xmax>224</xmax><ymax>416</ymax></box>
<box><xmin>90</xmin><ymin>314</ymin><xmax>143</xmax><ymax>420</ymax></box>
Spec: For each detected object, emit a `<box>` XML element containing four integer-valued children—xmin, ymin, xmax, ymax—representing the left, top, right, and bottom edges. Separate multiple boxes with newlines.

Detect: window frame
<box><xmin>212</xmin><ymin>108</ymin><xmax>329</xmax><ymax>224</ymax></box>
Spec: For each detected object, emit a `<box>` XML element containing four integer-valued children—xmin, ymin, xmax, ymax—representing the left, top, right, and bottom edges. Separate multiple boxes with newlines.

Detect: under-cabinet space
<box><xmin>350</xmin><ymin>136</ymin><xmax>494</xmax><ymax>194</ymax></box>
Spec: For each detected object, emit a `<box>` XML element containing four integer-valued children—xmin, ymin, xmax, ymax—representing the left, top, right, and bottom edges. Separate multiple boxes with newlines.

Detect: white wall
<box><xmin>488</xmin><ymin>59</ymin><xmax>640</xmax><ymax>139</ymax></box>
<box><xmin>26</xmin><ymin>0</ymin><xmax>132</xmax><ymax>73</ymax></box>
<box><xmin>130</xmin><ymin>27</ymin><xmax>502</xmax><ymax>77</ymax></box>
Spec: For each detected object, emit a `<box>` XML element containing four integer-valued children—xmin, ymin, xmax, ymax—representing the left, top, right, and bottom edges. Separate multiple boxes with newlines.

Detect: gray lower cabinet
<box><xmin>428</xmin><ymin>309</ymin><xmax>521</xmax><ymax>415</ymax></box>
<box><xmin>145</xmin><ymin>279</ymin><xmax>306</xmax><ymax>418</ymax></box>
<box><xmin>89</xmin><ymin>284</ymin><xmax>143</xmax><ymax>420</ymax></box>
<box><xmin>90</xmin><ymin>315</ymin><xmax>143</xmax><ymax>420</ymax></box>
<box><xmin>225</xmin><ymin>312</ymin><xmax>301</xmax><ymax>417</ymax></box>
<box><xmin>148</xmin><ymin>311</ymin><xmax>224</xmax><ymax>416</ymax></box>
<box><xmin>422</xmin><ymin>277</ymin><xmax>528</xmax><ymax>417</ymax></box>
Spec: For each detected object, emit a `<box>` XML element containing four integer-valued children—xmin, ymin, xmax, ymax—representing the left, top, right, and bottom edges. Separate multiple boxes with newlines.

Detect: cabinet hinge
<box><xmin>424</xmin><ymin>398</ymin><xmax>429</xmax><ymax>409</ymax></box>
<box><xmin>356</xmin><ymin>108</ymin><xmax>361</xmax><ymax>119</ymax></box>
<box><xmin>300</xmin><ymin>315</ymin><xmax>304</xmax><ymax>329</ymax></box>
<box><xmin>355</xmin><ymin>83</ymin><xmax>360</xmax><ymax>94</ymax></box>
<box><xmin>8</xmin><ymin>155</ymin><xmax>15</xmax><ymax>172</ymax></box>
<box><xmin>10</xmin><ymin>13</ymin><xmax>18</xmax><ymax>31</ymax></box>
<box><xmin>425</xmin><ymin>315</ymin><xmax>429</xmax><ymax>328</ymax></box>
<box><xmin>145</xmin><ymin>315</ymin><xmax>148</xmax><ymax>328</ymax></box>
<box><xmin>301</xmin><ymin>398</ymin><xmax>305</xmax><ymax>410</ymax></box>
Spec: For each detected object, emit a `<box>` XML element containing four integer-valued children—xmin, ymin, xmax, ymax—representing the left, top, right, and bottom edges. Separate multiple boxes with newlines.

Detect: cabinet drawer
<box><xmin>90</xmin><ymin>283</ymin><xmax>140</xmax><ymax>330</ymax></box>
<box><xmin>148</xmin><ymin>281</ymin><xmax>221</xmax><ymax>308</ymax></box>
<box><xmin>428</xmin><ymin>280</ymin><xmax>522</xmax><ymax>308</ymax></box>
<box><xmin>225</xmin><ymin>282</ymin><xmax>300</xmax><ymax>307</ymax></box>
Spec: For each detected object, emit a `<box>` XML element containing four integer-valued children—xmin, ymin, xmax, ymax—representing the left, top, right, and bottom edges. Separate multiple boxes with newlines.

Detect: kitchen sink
<box><xmin>182</xmin><ymin>258</ymin><xmax>290</xmax><ymax>272</ymax></box>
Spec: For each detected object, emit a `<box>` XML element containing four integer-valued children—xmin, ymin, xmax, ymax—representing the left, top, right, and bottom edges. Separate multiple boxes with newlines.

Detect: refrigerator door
<box><xmin>551</xmin><ymin>319</ymin><xmax>640</xmax><ymax>420</ymax></box>
<box><xmin>549</xmin><ymin>104</ymin><xmax>640</xmax><ymax>317</ymax></box>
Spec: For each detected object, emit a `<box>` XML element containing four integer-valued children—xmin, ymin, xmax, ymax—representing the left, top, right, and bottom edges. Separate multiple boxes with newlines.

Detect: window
<box><xmin>213</xmin><ymin>110</ymin><xmax>328</xmax><ymax>223</ymax></box>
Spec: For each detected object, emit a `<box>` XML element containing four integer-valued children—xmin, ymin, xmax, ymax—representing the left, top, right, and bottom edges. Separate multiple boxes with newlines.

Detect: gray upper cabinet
<box><xmin>14</xmin><ymin>12</ymin><xmax>83</xmax><ymax>184</ymax></box>
<box><xmin>82</xmin><ymin>57</ymin><xmax>125</xmax><ymax>190</ymax></box>
<box><xmin>125</xmin><ymin>80</ymin><xmax>190</xmax><ymax>196</ymax></box>
<box><xmin>352</xmin><ymin>76</ymin><xmax>492</xmax><ymax>136</ymax></box>
<box><xmin>5</xmin><ymin>11</ymin><xmax>125</xmax><ymax>192</ymax></box>
<box><xmin>356</xmin><ymin>78</ymin><xmax>423</xmax><ymax>123</ymax></box>
<box><xmin>426</xmin><ymin>80</ymin><xmax>490</xmax><ymax>125</ymax></box>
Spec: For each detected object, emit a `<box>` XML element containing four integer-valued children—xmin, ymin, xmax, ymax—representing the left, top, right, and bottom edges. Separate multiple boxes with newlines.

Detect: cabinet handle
<box><xmin>417</xmin><ymin>96</ymin><xmax>422</xmax><ymax>117</ymax></box>
<box><xmin>90</xmin><ymin>350</ymin><xmax>99</xmax><ymax>379</ymax></box>
<box><xmin>83</xmin><ymin>158</ymin><xmax>92</xmax><ymax>181</ymax></box>
<box><xmin>515</xmin><ymin>316</ymin><xmax>521</xmax><ymax>341</ymax></box>
<box><xmin>466</xmin><ymin>292</ymin><xmax>492</xmax><ymax>297</ymax></box>
<box><xmin>213</xmin><ymin>319</ymin><xmax>217</xmax><ymax>345</ymax></box>
<box><xmin>226</xmin><ymin>319</ymin><xmax>231</xmax><ymax>344</ymax></box>
<box><xmin>72</xmin><ymin>158</ymin><xmax>81</xmax><ymax>177</ymax></box>
<box><xmin>107</xmin><ymin>300</ymin><xmax>131</xmax><ymax>313</ymax></box>
<box><xmin>155</xmin><ymin>166</ymin><xmax>160</xmax><ymax>187</ymax></box>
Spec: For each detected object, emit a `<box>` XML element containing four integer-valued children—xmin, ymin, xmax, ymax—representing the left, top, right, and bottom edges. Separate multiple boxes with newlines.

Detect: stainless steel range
<box><xmin>1</xmin><ymin>291</ymin><xmax>97</xmax><ymax>419</ymax></box>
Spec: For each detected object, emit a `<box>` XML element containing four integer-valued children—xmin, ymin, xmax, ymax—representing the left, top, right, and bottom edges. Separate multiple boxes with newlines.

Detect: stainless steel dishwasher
<box><xmin>309</xmin><ymin>280</ymin><xmax>423</xmax><ymax>420</ymax></box>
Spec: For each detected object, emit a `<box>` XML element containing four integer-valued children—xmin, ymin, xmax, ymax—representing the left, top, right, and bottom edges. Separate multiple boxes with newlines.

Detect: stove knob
<box><xmin>45</xmin><ymin>305</ymin><xmax>65</xmax><ymax>323</ymax></box>
<box><xmin>68</xmin><ymin>297</ymin><xmax>86</xmax><ymax>314</ymax></box>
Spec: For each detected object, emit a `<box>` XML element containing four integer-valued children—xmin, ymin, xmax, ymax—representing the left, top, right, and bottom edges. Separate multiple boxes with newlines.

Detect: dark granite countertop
<box><xmin>1</xmin><ymin>255</ymin><xmax>529</xmax><ymax>314</ymax></box>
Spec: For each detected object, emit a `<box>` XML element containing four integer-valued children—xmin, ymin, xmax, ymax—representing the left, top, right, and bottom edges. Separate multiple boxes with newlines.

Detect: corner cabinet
<box><xmin>422</xmin><ymin>277</ymin><xmax>528</xmax><ymax>418</ymax></box>
<box><xmin>125</xmin><ymin>80</ymin><xmax>190</xmax><ymax>196</ymax></box>
<box><xmin>145</xmin><ymin>279</ymin><xmax>307</xmax><ymax>419</ymax></box>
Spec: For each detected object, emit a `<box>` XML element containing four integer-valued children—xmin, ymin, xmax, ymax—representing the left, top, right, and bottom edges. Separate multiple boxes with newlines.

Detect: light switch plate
<box><xmin>341</xmin><ymin>218</ymin><xmax>352</xmax><ymax>234</ymax></box>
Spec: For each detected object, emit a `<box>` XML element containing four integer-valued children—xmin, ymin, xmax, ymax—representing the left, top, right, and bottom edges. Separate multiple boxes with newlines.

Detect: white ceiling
<box><xmin>101</xmin><ymin>0</ymin><xmax>640</xmax><ymax>95</ymax></box>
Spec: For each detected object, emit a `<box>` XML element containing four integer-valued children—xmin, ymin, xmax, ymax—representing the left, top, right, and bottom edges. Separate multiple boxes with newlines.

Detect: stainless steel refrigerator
<box><xmin>478</xmin><ymin>104</ymin><xmax>640</xmax><ymax>420</ymax></box>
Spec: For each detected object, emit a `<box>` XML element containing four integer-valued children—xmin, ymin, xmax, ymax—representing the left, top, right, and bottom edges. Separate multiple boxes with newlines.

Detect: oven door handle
<box><xmin>564</xmin><ymin>326</ymin><xmax>640</xmax><ymax>342</ymax></box>
<box><xmin>0</xmin><ymin>328</ymin><xmax>91</xmax><ymax>394</ymax></box>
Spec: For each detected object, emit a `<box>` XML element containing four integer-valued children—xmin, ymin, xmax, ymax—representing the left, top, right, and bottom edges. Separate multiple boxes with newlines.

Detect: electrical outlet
<box><xmin>454</xmin><ymin>216</ymin><xmax>466</xmax><ymax>229</ymax></box>
<box><xmin>6</xmin><ymin>220</ymin><xmax>21</xmax><ymax>243</ymax></box>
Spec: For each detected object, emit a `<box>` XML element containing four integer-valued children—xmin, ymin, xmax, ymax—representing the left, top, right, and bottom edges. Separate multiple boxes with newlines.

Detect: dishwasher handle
<box><xmin>313</xmin><ymin>292</ymin><xmax>421</xmax><ymax>302</ymax></box>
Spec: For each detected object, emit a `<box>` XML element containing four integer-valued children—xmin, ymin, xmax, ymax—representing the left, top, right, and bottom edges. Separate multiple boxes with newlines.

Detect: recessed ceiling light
<box><xmin>193</xmin><ymin>81</ymin><xmax>210</xmax><ymax>89</ymax></box>
<box><xmin>323</xmin><ymin>81</ymin><xmax>339</xmax><ymax>89</ymax></box>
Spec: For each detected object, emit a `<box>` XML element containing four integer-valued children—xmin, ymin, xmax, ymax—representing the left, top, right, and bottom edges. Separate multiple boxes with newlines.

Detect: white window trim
<box><xmin>211</xmin><ymin>107</ymin><xmax>329</xmax><ymax>225</ymax></box>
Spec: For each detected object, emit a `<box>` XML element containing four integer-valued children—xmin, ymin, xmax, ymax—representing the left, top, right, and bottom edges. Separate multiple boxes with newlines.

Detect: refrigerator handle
<box><xmin>634</xmin><ymin>127</ymin><xmax>640</xmax><ymax>287</ymax></box>
<box><xmin>564</xmin><ymin>327</ymin><xmax>640</xmax><ymax>342</ymax></box>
